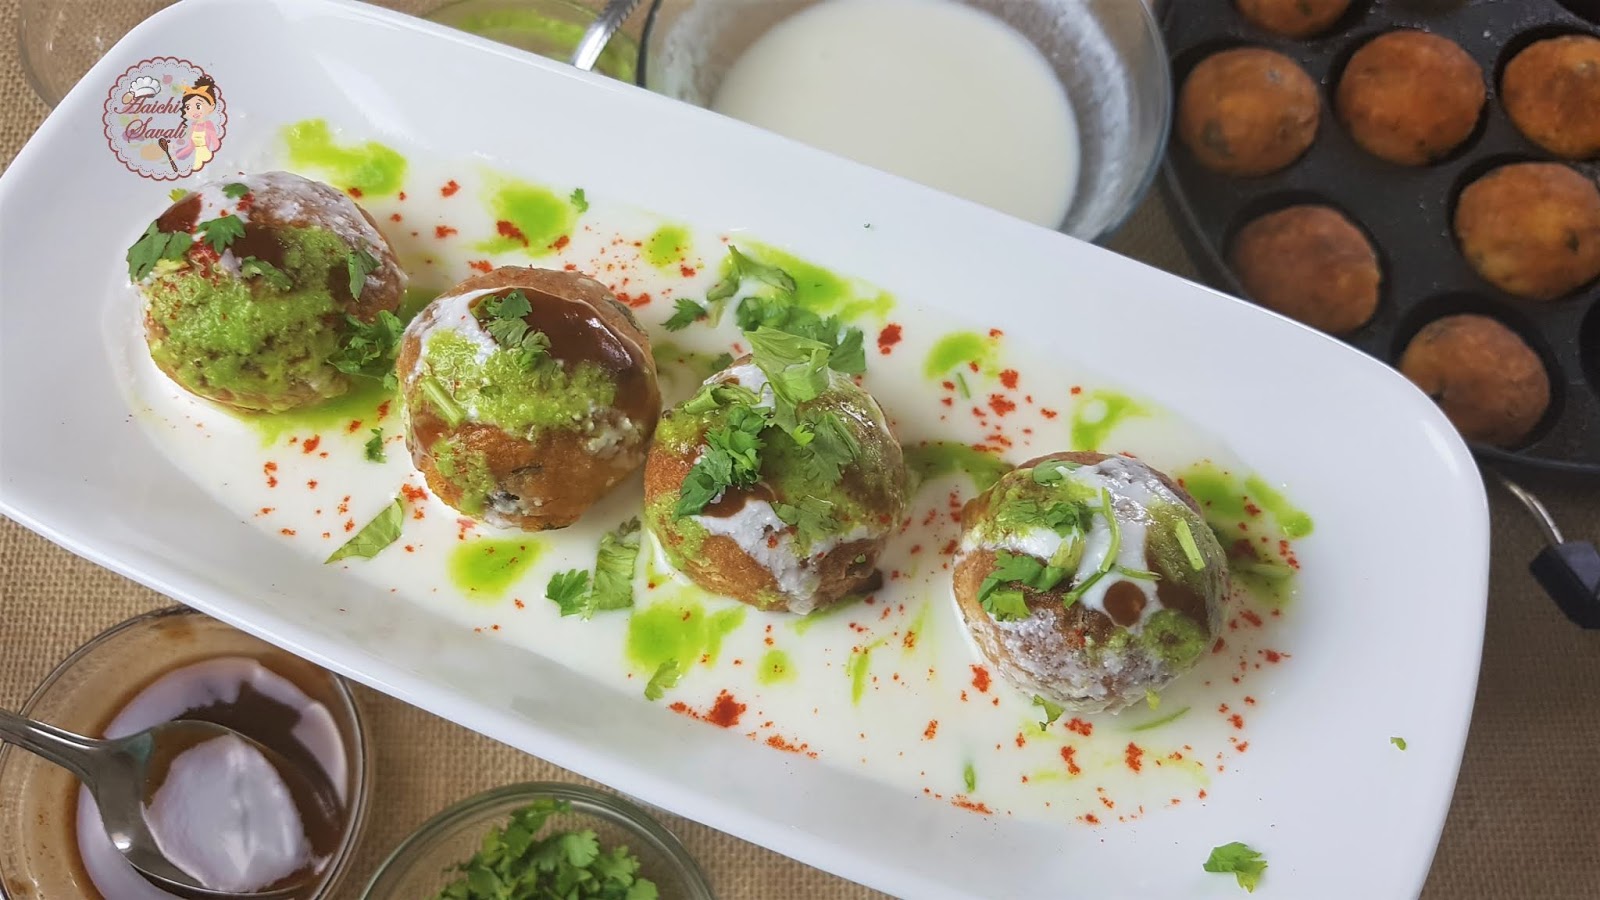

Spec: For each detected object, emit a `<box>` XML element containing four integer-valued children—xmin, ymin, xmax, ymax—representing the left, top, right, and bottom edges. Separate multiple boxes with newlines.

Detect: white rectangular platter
<box><xmin>0</xmin><ymin>1</ymin><xmax>1488</xmax><ymax>897</ymax></box>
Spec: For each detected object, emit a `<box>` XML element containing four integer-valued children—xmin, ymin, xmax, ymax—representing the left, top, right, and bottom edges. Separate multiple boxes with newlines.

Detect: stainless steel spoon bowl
<box><xmin>0</xmin><ymin>709</ymin><xmax>341</xmax><ymax>899</ymax></box>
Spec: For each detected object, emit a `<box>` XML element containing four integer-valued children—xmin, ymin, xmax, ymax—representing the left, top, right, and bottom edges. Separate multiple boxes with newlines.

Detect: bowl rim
<box><xmin>0</xmin><ymin>605</ymin><xmax>373</xmax><ymax>900</ymax></box>
<box><xmin>360</xmin><ymin>781</ymin><xmax>714</xmax><ymax>900</ymax></box>
<box><xmin>631</xmin><ymin>0</ymin><xmax>1172</xmax><ymax>245</ymax></box>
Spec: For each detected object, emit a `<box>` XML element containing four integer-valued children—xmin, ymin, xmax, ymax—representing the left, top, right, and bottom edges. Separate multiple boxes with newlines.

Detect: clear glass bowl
<box><xmin>361</xmin><ymin>782</ymin><xmax>713</xmax><ymax>899</ymax></box>
<box><xmin>0</xmin><ymin>607</ymin><xmax>372</xmax><ymax>900</ymax></box>
<box><xmin>635</xmin><ymin>0</ymin><xmax>1172</xmax><ymax>243</ymax></box>
<box><xmin>423</xmin><ymin>0</ymin><xmax>642</xmax><ymax>80</ymax></box>
<box><xmin>18</xmin><ymin>0</ymin><xmax>176</xmax><ymax>107</ymax></box>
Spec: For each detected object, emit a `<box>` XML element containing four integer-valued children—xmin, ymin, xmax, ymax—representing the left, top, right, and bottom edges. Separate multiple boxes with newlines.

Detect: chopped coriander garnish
<box><xmin>569</xmin><ymin>187</ymin><xmax>589</xmax><ymax>212</ymax></box>
<box><xmin>421</xmin><ymin>377</ymin><xmax>466</xmax><ymax>428</ymax></box>
<box><xmin>710</xmin><ymin>352</ymin><xmax>735</xmax><ymax>371</ymax></box>
<box><xmin>962</xmin><ymin>763</ymin><xmax>977</xmax><ymax>793</ymax></box>
<box><xmin>1391</xmin><ymin>736</ymin><xmax>1407</xmax><ymax>750</ymax></box>
<box><xmin>545</xmin><ymin>569</ymin><xmax>591</xmax><ymax>617</ymax></box>
<box><xmin>325</xmin><ymin>498</ymin><xmax>404</xmax><ymax>563</ymax></box>
<box><xmin>774</xmin><ymin>496</ymin><xmax>837</xmax><ymax>550</ymax></box>
<box><xmin>827</xmin><ymin>327</ymin><xmax>866</xmax><ymax>375</ymax></box>
<box><xmin>196</xmin><ymin>214</ymin><xmax>244</xmax><ymax>253</ymax></box>
<box><xmin>126</xmin><ymin>221</ymin><xmax>194</xmax><ymax>281</ymax></box>
<box><xmin>238</xmin><ymin>256</ymin><xmax>292</xmax><ymax>291</ymax></box>
<box><xmin>431</xmin><ymin>798</ymin><xmax>658</xmax><ymax>900</ymax></box>
<box><xmin>1097</xmin><ymin>487</ymin><xmax>1120</xmax><ymax>576</ymax></box>
<box><xmin>726</xmin><ymin>245</ymin><xmax>795</xmax><ymax>293</ymax></box>
<box><xmin>747</xmin><ymin>326</ymin><xmax>832</xmax><ymax>409</ymax></box>
<box><xmin>1032</xmin><ymin>695</ymin><xmax>1064</xmax><ymax>726</ymax></box>
<box><xmin>589</xmin><ymin>518</ymin><xmax>643</xmax><ymax>614</ymax></box>
<box><xmin>1115</xmin><ymin>565</ymin><xmax>1162</xmax><ymax>581</ymax></box>
<box><xmin>1031</xmin><ymin>459</ymin><xmax>1081</xmax><ymax>484</ymax></box>
<box><xmin>330</xmin><ymin>310</ymin><xmax>405</xmax><ymax>390</ymax></box>
<box><xmin>477</xmin><ymin>290</ymin><xmax>551</xmax><ymax>367</ymax></box>
<box><xmin>663</xmin><ymin>297</ymin><xmax>708</xmax><ymax>331</ymax></box>
<box><xmin>675</xmin><ymin>402</ymin><xmax>768</xmax><ymax>518</ymax></box>
<box><xmin>365</xmin><ymin>428</ymin><xmax>387</xmax><ymax>463</ymax></box>
<box><xmin>168</xmin><ymin>188</ymin><xmax>190</xmax><ymax>202</ymax></box>
<box><xmin>221</xmin><ymin>182</ymin><xmax>250</xmax><ymax>200</ymax></box>
<box><xmin>345</xmin><ymin>246</ymin><xmax>380</xmax><ymax>299</ymax></box>
<box><xmin>954</xmin><ymin>371</ymin><xmax>971</xmax><ymax>399</ymax></box>
<box><xmin>1146</xmin><ymin>689</ymin><xmax>1160</xmax><ymax>710</ymax></box>
<box><xmin>1174</xmin><ymin>519</ymin><xmax>1207</xmax><ymax>571</ymax></box>
<box><xmin>1239</xmin><ymin>560</ymin><xmax>1293</xmax><ymax>581</ymax></box>
<box><xmin>1203</xmin><ymin>842</ymin><xmax>1267</xmax><ymax>893</ymax></box>
<box><xmin>975</xmin><ymin>551</ymin><xmax>1064</xmax><ymax>621</ymax></box>
<box><xmin>982</xmin><ymin>587</ymin><xmax>1030</xmax><ymax>621</ymax></box>
<box><xmin>644</xmin><ymin>659</ymin><xmax>682</xmax><ymax>701</ymax></box>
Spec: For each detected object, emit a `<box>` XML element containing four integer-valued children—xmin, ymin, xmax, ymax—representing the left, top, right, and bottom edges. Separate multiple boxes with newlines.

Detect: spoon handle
<box><xmin>0</xmin><ymin>707</ymin><xmax>105</xmax><ymax>786</ymax></box>
<box><xmin>570</xmin><ymin>0</ymin><xmax>644</xmax><ymax>72</ymax></box>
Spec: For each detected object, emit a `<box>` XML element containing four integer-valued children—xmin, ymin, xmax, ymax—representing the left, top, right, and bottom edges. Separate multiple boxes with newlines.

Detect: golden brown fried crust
<box><xmin>1502</xmin><ymin>35</ymin><xmax>1600</xmax><ymax>160</ymax></box>
<box><xmin>642</xmin><ymin>421</ymin><xmax>886</xmax><ymax>613</ymax></box>
<box><xmin>1178</xmin><ymin>48</ymin><xmax>1320</xmax><ymax>177</ymax></box>
<box><xmin>1235</xmin><ymin>0</ymin><xmax>1351</xmax><ymax>38</ymax></box>
<box><xmin>1228</xmin><ymin>205</ymin><xmax>1381</xmax><ymax>335</ymax></box>
<box><xmin>398</xmin><ymin>266</ymin><xmax>660</xmax><ymax>530</ymax></box>
<box><xmin>1399</xmin><ymin>314</ymin><xmax>1551</xmax><ymax>448</ymax></box>
<box><xmin>1336</xmin><ymin>31</ymin><xmax>1484</xmax><ymax>166</ymax></box>
<box><xmin>1454</xmin><ymin>163</ymin><xmax>1600</xmax><ymax>301</ymax></box>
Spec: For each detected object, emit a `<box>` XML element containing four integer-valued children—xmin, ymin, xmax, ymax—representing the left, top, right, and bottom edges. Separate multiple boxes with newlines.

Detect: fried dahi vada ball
<box><xmin>1236</xmin><ymin>0</ymin><xmax>1351</xmax><ymax>38</ymax></box>
<box><xmin>1336</xmin><ymin>30</ymin><xmax>1484</xmax><ymax>166</ymax></box>
<box><xmin>1502</xmin><ymin>35</ymin><xmax>1600</xmax><ymax>160</ymax></box>
<box><xmin>1454</xmin><ymin>162</ymin><xmax>1600</xmax><ymax>301</ymax></box>
<box><xmin>644</xmin><ymin>356</ymin><xmax>908</xmax><ymax>615</ymax></box>
<box><xmin>1399</xmin><ymin>314</ymin><xmax>1551</xmax><ymax>448</ymax></box>
<box><xmin>953</xmin><ymin>452</ymin><xmax>1228</xmax><ymax>714</ymax></box>
<box><xmin>398</xmin><ymin>267</ymin><xmax>660</xmax><ymax>530</ymax></box>
<box><xmin>1177</xmin><ymin>48</ymin><xmax>1321</xmax><ymax>177</ymax></box>
<box><xmin>131</xmin><ymin>171</ymin><xmax>406</xmax><ymax>412</ymax></box>
<box><xmin>1228</xmin><ymin>204</ymin><xmax>1381</xmax><ymax>334</ymax></box>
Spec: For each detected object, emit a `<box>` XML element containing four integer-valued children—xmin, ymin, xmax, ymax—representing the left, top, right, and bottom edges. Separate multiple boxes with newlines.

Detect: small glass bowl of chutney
<box><xmin>0</xmin><ymin>606</ymin><xmax>372</xmax><ymax>899</ymax></box>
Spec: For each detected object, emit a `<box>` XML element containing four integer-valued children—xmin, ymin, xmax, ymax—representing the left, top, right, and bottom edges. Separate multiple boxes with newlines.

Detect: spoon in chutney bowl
<box><xmin>0</xmin><ymin>709</ymin><xmax>343</xmax><ymax>899</ymax></box>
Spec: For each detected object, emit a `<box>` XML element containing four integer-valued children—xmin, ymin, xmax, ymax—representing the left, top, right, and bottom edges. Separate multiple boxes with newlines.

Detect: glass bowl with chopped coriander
<box><xmin>361</xmin><ymin>782</ymin><xmax>712</xmax><ymax>900</ymax></box>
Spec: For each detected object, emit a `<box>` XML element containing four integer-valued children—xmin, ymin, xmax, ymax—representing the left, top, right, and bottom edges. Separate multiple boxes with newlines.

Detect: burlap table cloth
<box><xmin>2</xmin><ymin>1</ymin><xmax>1598</xmax><ymax>896</ymax></box>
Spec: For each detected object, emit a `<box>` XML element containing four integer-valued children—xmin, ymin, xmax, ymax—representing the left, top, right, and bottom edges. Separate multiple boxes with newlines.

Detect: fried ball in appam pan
<box><xmin>1178</xmin><ymin>48</ymin><xmax>1320</xmax><ymax>177</ymax></box>
<box><xmin>1228</xmin><ymin>204</ymin><xmax>1381</xmax><ymax>335</ymax></box>
<box><xmin>1336</xmin><ymin>30</ymin><xmax>1485</xmax><ymax>166</ymax></box>
<box><xmin>1502</xmin><ymin>35</ymin><xmax>1600</xmax><ymax>160</ymax></box>
<box><xmin>1454</xmin><ymin>162</ymin><xmax>1600</xmax><ymax>301</ymax></box>
<box><xmin>1399</xmin><ymin>314</ymin><xmax>1552</xmax><ymax>448</ymax></box>
<box><xmin>1235</xmin><ymin>0</ymin><xmax>1351</xmax><ymax>38</ymax></box>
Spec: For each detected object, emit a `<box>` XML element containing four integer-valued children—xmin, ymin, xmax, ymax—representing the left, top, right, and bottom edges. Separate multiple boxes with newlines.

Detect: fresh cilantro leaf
<box><xmin>710</xmin><ymin>352</ymin><xmax>735</xmax><ymax>371</ymax></box>
<box><xmin>727</xmin><ymin>245</ymin><xmax>795</xmax><ymax>292</ymax></box>
<box><xmin>221</xmin><ymin>182</ymin><xmax>250</xmax><ymax>199</ymax></box>
<box><xmin>545</xmin><ymin>569</ymin><xmax>591</xmax><ymax>617</ymax></box>
<box><xmin>168</xmin><ymin>188</ymin><xmax>190</xmax><ymax>202</ymax></box>
<box><xmin>432</xmin><ymin>799</ymin><xmax>658</xmax><ymax>900</ymax></box>
<box><xmin>325</xmin><ymin>498</ymin><xmax>404</xmax><ymax>563</ymax></box>
<box><xmin>590</xmin><ymin>518</ymin><xmax>642</xmax><ymax>613</ymax></box>
<box><xmin>963</xmin><ymin>763</ymin><xmax>977</xmax><ymax>793</ymax></box>
<box><xmin>675</xmin><ymin>403</ymin><xmax>768</xmax><ymax>517</ymax></box>
<box><xmin>196</xmin><ymin>214</ymin><xmax>244</xmax><ymax>253</ymax></box>
<box><xmin>330</xmin><ymin>310</ymin><xmax>405</xmax><ymax>390</ymax></box>
<box><xmin>126</xmin><ymin>222</ymin><xmax>194</xmax><ymax>281</ymax></box>
<box><xmin>238</xmin><ymin>256</ymin><xmax>292</xmax><ymax>291</ymax></box>
<box><xmin>569</xmin><ymin>187</ymin><xmax>589</xmax><ymax>212</ymax></box>
<box><xmin>644</xmin><ymin>659</ymin><xmax>682</xmax><ymax>701</ymax></box>
<box><xmin>346</xmin><ymin>246</ymin><xmax>380</xmax><ymax>299</ymax></box>
<box><xmin>626</xmin><ymin>882</ymin><xmax>660</xmax><ymax>900</ymax></box>
<box><xmin>828</xmin><ymin>327</ymin><xmax>866</xmax><ymax>374</ymax></box>
<box><xmin>981</xmin><ymin>586</ymin><xmax>1030</xmax><ymax>621</ymax></box>
<box><xmin>365</xmin><ymin>428</ymin><xmax>386</xmax><ymax>463</ymax></box>
<box><xmin>1391</xmin><ymin>736</ymin><xmax>1407</xmax><ymax>750</ymax></box>
<box><xmin>791</xmin><ymin>410</ymin><xmax>860</xmax><ymax>485</ymax></box>
<box><xmin>558</xmin><ymin>831</ymin><xmax>600</xmax><ymax>867</ymax></box>
<box><xmin>478</xmin><ymin>290</ymin><xmax>551</xmax><ymax>367</ymax></box>
<box><xmin>682</xmin><ymin>382</ymin><xmax>760</xmax><ymax>415</ymax></box>
<box><xmin>774</xmin><ymin>496</ymin><xmax>837</xmax><ymax>551</ymax></box>
<box><xmin>420</xmin><ymin>377</ymin><xmax>466</xmax><ymax>429</ymax></box>
<box><xmin>663</xmin><ymin>297</ymin><xmax>708</xmax><ymax>331</ymax></box>
<box><xmin>483</xmin><ymin>289</ymin><xmax>532</xmax><ymax>321</ymax></box>
<box><xmin>1031</xmin><ymin>459</ymin><xmax>1082</xmax><ymax>484</ymax></box>
<box><xmin>1032</xmin><ymin>695</ymin><xmax>1064</xmax><ymax>726</ymax></box>
<box><xmin>1203</xmin><ymin>842</ymin><xmax>1267</xmax><ymax>893</ymax></box>
<box><xmin>747</xmin><ymin>326</ymin><xmax>831</xmax><ymax>410</ymax></box>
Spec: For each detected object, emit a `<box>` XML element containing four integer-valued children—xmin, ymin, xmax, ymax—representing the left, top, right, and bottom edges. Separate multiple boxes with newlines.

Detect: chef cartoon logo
<box><xmin>103</xmin><ymin>58</ymin><xmax>226</xmax><ymax>180</ymax></box>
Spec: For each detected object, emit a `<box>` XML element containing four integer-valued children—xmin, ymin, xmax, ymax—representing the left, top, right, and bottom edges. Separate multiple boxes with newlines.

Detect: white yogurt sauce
<box><xmin>711</xmin><ymin>0</ymin><xmax>1081</xmax><ymax>229</ymax></box>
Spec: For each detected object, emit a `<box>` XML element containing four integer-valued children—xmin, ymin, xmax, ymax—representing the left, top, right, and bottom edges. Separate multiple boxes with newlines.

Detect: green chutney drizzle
<box><xmin>478</xmin><ymin>178</ymin><xmax>575</xmax><ymax>256</ymax></box>
<box><xmin>449</xmin><ymin>537</ymin><xmax>543</xmax><ymax>602</ymax></box>
<box><xmin>644</xmin><ymin>225</ymin><xmax>691</xmax><ymax>269</ymax></box>
<box><xmin>904</xmin><ymin>441</ymin><xmax>1013</xmax><ymax>492</ymax></box>
<box><xmin>1069</xmin><ymin>390</ymin><xmax>1147</xmax><ymax>452</ymax></box>
<box><xmin>281</xmin><ymin>119</ymin><xmax>407</xmax><ymax>197</ymax></box>
<box><xmin>739</xmin><ymin>243</ymin><xmax>893</xmax><ymax>322</ymax></box>
<box><xmin>923</xmin><ymin>331</ymin><xmax>996</xmax><ymax>379</ymax></box>
<box><xmin>756</xmin><ymin>649</ymin><xmax>796</xmax><ymax>685</ymax></box>
<box><xmin>626</xmin><ymin>599</ymin><xmax>746</xmax><ymax>674</ymax></box>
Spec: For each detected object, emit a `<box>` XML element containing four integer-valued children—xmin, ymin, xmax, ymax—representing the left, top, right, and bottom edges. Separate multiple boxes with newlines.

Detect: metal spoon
<box><xmin>569</xmin><ymin>0</ymin><xmax>645</xmax><ymax>71</ymax></box>
<box><xmin>0</xmin><ymin>709</ymin><xmax>342</xmax><ymax>898</ymax></box>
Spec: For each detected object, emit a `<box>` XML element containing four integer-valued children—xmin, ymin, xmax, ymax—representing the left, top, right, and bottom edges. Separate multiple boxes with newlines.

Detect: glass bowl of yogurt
<box><xmin>636</xmin><ymin>0</ymin><xmax>1171</xmax><ymax>242</ymax></box>
<box><xmin>0</xmin><ymin>607</ymin><xmax>371</xmax><ymax>899</ymax></box>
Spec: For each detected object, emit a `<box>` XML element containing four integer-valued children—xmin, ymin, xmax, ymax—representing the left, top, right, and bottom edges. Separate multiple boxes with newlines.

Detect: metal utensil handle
<box><xmin>0</xmin><ymin>707</ymin><xmax>105</xmax><ymax>786</ymax></box>
<box><xmin>570</xmin><ymin>0</ymin><xmax>644</xmax><ymax>71</ymax></box>
<box><xmin>1494</xmin><ymin>472</ymin><xmax>1600</xmax><ymax>628</ymax></box>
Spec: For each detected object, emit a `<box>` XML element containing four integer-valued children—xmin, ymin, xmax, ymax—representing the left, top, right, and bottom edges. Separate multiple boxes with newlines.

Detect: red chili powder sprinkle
<box><xmin>877</xmin><ymin>324</ymin><xmax>904</xmax><ymax>355</ymax></box>
<box><xmin>1060</xmin><ymin>746</ymin><xmax>1081</xmax><ymax>775</ymax></box>
<box><xmin>1241</xmin><ymin>610</ymin><xmax>1263</xmax><ymax>627</ymax></box>
<box><xmin>279</xmin><ymin>528</ymin><xmax>296</xmax><ymax>537</ymax></box>
<box><xmin>321</xmin><ymin>531</ymin><xmax>331</xmax><ymax>539</ymax></box>
<box><xmin>615</xmin><ymin>291</ymin><xmax>652</xmax><ymax>308</ymax></box>
<box><xmin>1125</xmin><ymin>743</ymin><xmax>1145</xmax><ymax>773</ymax></box>
<box><xmin>1081</xmin><ymin>813</ymin><xmax>1100</xmax><ymax>825</ymax></box>
<box><xmin>1040</xmin><ymin>408</ymin><xmax>1059</xmax><ymax>419</ymax></box>
<box><xmin>1212</xmin><ymin>638</ymin><xmax>1227</xmax><ymax>654</ymax></box>
<box><xmin>999</xmin><ymin>369</ymin><xmax>1019</xmax><ymax>389</ymax></box>
<box><xmin>765</xmin><ymin>735</ymin><xmax>810</xmax><ymax>755</ymax></box>
<box><xmin>1264</xmin><ymin>649</ymin><xmax>1283</xmax><ymax>663</ymax></box>
<box><xmin>970</xmin><ymin>665</ymin><xmax>991</xmax><ymax>693</ymax></box>
<box><xmin>988</xmin><ymin>394</ymin><xmax>1016</xmax><ymax>416</ymax></box>
<box><xmin>551</xmin><ymin>234</ymin><xmax>570</xmax><ymax>251</ymax></box>
<box><xmin>344</xmin><ymin>519</ymin><xmax>355</xmax><ymax>532</ymax></box>
<box><xmin>397</xmin><ymin>191</ymin><xmax>407</xmax><ymax>201</ymax></box>
<box><xmin>1070</xmin><ymin>385</ymin><xmax>1082</xmax><ymax>395</ymax></box>
<box><xmin>940</xmin><ymin>397</ymin><xmax>953</xmax><ymax>407</ymax></box>
<box><xmin>301</xmin><ymin>436</ymin><xmax>321</xmax><ymax>455</ymax></box>
<box><xmin>707</xmin><ymin>691</ymin><xmax>745</xmax><ymax>727</ymax></box>
<box><xmin>951</xmin><ymin>798</ymin><xmax>992</xmax><ymax>814</ymax></box>
<box><xmin>1244</xmin><ymin>502</ymin><xmax>1262</xmax><ymax>517</ymax></box>
<box><xmin>258</xmin><ymin>507</ymin><xmax>273</xmax><ymax>516</ymax></box>
<box><xmin>441</xmin><ymin>180</ymin><xmax>460</xmax><ymax>197</ymax></box>
<box><xmin>1229</xmin><ymin>714</ymin><xmax>1245</xmax><ymax>729</ymax></box>
<box><xmin>1014</xmin><ymin>733</ymin><xmax>1027</xmax><ymax>748</ymax></box>
<box><xmin>389</xmin><ymin>213</ymin><xmax>402</xmax><ymax>223</ymax></box>
<box><xmin>680</xmin><ymin>265</ymin><xmax>697</xmax><ymax>278</ymax></box>
<box><xmin>346</xmin><ymin>187</ymin><xmax>363</xmax><ymax>198</ymax></box>
<box><xmin>1065</xmin><ymin>718</ymin><xmax>1093</xmax><ymax>737</ymax></box>
<box><xmin>400</xmin><ymin>484</ymin><xmax>428</xmax><ymax>503</ymax></box>
<box><xmin>345</xmin><ymin>419</ymin><xmax>363</xmax><ymax>434</ymax></box>
<box><xmin>435</xmin><ymin>225</ymin><xmax>458</xmax><ymax>239</ymax></box>
<box><xmin>496</xmin><ymin>220</ymin><xmax>529</xmax><ymax>246</ymax></box>
<box><xmin>468</xmin><ymin>259</ymin><xmax>493</xmax><ymax>273</ymax></box>
<box><xmin>967</xmin><ymin>361</ymin><xmax>980</xmax><ymax>373</ymax></box>
<box><xmin>306</xmin><ymin>480</ymin><xmax>318</xmax><ymax>490</ymax></box>
<box><xmin>376</xmin><ymin>401</ymin><xmax>391</xmax><ymax>420</ymax></box>
<box><xmin>235</xmin><ymin>193</ymin><xmax>255</xmax><ymax>214</ymax></box>
<box><xmin>1244</xmin><ymin>696</ymin><xmax>1257</xmax><ymax>705</ymax></box>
